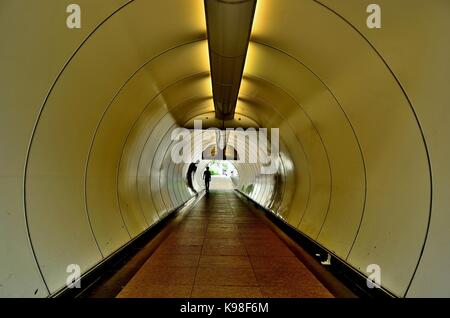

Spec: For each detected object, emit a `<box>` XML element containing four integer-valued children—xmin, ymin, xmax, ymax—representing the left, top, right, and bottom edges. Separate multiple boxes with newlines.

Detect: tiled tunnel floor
<box><xmin>116</xmin><ymin>191</ymin><xmax>333</xmax><ymax>298</ymax></box>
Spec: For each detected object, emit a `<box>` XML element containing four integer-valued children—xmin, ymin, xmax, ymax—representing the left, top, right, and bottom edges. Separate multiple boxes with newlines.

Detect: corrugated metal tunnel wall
<box><xmin>0</xmin><ymin>0</ymin><xmax>449</xmax><ymax>297</ymax></box>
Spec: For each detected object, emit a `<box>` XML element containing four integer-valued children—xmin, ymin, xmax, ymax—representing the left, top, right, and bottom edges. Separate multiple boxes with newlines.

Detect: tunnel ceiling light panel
<box><xmin>205</xmin><ymin>0</ymin><xmax>257</xmax><ymax>120</ymax></box>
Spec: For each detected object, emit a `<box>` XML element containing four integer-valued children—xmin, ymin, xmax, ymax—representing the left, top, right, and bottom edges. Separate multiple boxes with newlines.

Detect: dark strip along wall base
<box><xmin>55</xmin><ymin>195</ymin><xmax>201</xmax><ymax>298</ymax></box>
<box><xmin>235</xmin><ymin>189</ymin><xmax>395</xmax><ymax>299</ymax></box>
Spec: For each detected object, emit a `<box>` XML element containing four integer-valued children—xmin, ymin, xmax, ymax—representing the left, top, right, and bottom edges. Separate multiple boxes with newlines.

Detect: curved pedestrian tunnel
<box><xmin>1</xmin><ymin>0</ymin><xmax>449</xmax><ymax>298</ymax></box>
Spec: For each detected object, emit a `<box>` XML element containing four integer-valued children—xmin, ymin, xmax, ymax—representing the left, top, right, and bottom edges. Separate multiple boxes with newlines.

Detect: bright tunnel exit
<box><xmin>199</xmin><ymin>160</ymin><xmax>238</xmax><ymax>191</ymax></box>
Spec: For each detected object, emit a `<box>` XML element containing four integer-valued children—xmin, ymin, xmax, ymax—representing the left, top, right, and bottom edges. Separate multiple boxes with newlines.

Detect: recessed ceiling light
<box><xmin>205</xmin><ymin>0</ymin><xmax>257</xmax><ymax>121</ymax></box>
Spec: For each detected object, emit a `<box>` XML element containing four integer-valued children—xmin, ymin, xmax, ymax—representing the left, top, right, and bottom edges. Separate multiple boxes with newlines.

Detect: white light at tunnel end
<box><xmin>171</xmin><ymin>120</ymin><xmax>280</xmax><ymax>174</ymax></box>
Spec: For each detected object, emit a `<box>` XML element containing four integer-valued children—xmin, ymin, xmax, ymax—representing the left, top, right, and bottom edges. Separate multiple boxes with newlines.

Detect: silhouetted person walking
<box><xmin>203</xmin><ymin>166</ymin><xmax>212</xmax><ymax>193</ymax></box>
<box><xmin>186</xmin><ymin>161</ymin><xmax>198</xmax><ymax>193</ymax></box>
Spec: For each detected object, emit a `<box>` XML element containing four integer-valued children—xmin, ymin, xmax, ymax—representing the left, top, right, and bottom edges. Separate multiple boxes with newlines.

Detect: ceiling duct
<box><xmin>204</xmin><ymin>0</ymin><xmax>257</xmax><ymax>120</ymax></box>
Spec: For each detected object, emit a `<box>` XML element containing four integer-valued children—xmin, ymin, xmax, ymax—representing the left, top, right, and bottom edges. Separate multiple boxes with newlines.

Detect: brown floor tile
<box><xmin>183</xmin><ymin>216</ymin><xmax>209</xmax><ymax>221</ymax></box>
<box><xmin>154</xmin><ymin>244</ymin><xmax>202</xmax><ymax>255</ymax></box>
<box><xmin>245</xmin><ymin>246</ymin><xmax>294</xmax><ymax>257</ymax></box>
<box><xmin>250</xmin><ymin>256</ymin><xmax>308</xmax><ymax>271</ymax></box>
<box><xmin>172</xmin><ymin>227</ymin><xmax>207</xmax><ymax>234</ymax></box>
<box><xmin>116</xmin><ymin>191</ymin><xmax>335</xmax><ymax>298</ymax></box>
<box><xmin>199</xmin><ymin>255</ymin><xmax>252</xmax><ymax>268</ymax></box>
<box><xmin>232</xmin><ymin>217</ymin><xmax>262</xmax><ymax>224</ymax></box>
<box><xmin>207</xmin><ymin>219</ymin><xmax>237</xmax><ymax>225</ymax></box>
<box><xmin>176</xmin><ymin>224</ymin><xmax>208</xmax><ymax>232</ymax></box>
<box><xmin>128</xmin><ymin>266</ymin><xmax>197</xmax><ymax>286</ymax></box>
<box><xmin>237</xmin><ymin>223</ymin><xmax>270</xmax><ymax>229</ymax></box>
<box><xmin>195</xmin><ymin>266</ymin><xmax>258</xmax><ymax>286</ymax></box>
<box><xmin>244</xmin><ymin>242</ymin><xmax>291</xmax><ymax>254</ymax></box>
<box><xmin>144</xmin><ymin>253</ymin><xmax>200</xmax><ymax>267</ymax></box>
<box><xmin>209</xmin><ymin>216</ymin><xmax>236</xmax><ymax>221</ymax></box>
<box><xmin>202</xmin><ymin>245</ymin><xmax>247</xmax><ymax>256</ymax></box>
<box><xmin>205</xmin><ymin>230</ymin><xmax>241</xmax><ymax>239</ymax></box>
<box><xmin>117</xmin><ymin>284</ymin><xmax>192</xmax><ymax>298</ymax></box>
<box><xmin>253</xmin><ymin>269</ymin><xmax>324</xmax><ymax>287</ymax></box>
<box><xmin>167</xmin><ymin>231</ymin><xmax>205</xmax><ymax>240</ymax></box>
<box><xmin>239</xmin><ymin>230</ymin><xmax>278</xmax><ymax>239</ymax></box>
<box><xmin>204</xmin><ymin>238</ymin><xmax>243</xmax><ymax>247</ymax></box>
<box><xmin>162</xmin><ymin>236</ymin><xmax>204</xmax><ymax>246</ymax></box>
<box><xmin>191</xmin><ymin>285</ymin><xmax>263</xmax><ymax>298</ymax></box>
<box><xmin>260</xmin><ymin>285</ymin><xmax>334</xmax><ymax>298</ymax></box>
<box><xmin>242</xmin><ymin>237</ymin><xmax>289</xmax><ymax>246</ymax></box>
<box><xmin>206</xmin><ymin>224</ymin><xmax>239</xmax><ymax>231</ymax></box>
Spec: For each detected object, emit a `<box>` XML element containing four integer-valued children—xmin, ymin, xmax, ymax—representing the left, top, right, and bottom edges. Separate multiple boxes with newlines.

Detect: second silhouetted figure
<box><xmin>203</xmin><ymin>166</ymin><xmax>212</xmax><ymax>193</ymax></box>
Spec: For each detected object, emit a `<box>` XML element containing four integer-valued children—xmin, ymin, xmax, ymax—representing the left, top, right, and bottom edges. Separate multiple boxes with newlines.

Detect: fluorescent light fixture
<box><xmin>205</xmin><ymin>0</ymin><xmax>257</xmax><ymax>120</ymax></box>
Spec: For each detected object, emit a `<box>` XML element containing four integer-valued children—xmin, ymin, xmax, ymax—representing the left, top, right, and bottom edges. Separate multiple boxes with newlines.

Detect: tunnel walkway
<box><xmin>116</xmin><ymin>191</ymin><xmax>333</xmax><ymax>298</ymax></box>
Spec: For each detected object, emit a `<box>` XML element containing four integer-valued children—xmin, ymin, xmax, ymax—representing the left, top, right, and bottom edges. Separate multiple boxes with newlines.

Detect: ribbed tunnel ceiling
<box><xmin>0</xmin><ymin>0</ymin><xmax>449</xmax><ymax>298</ymax></box>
